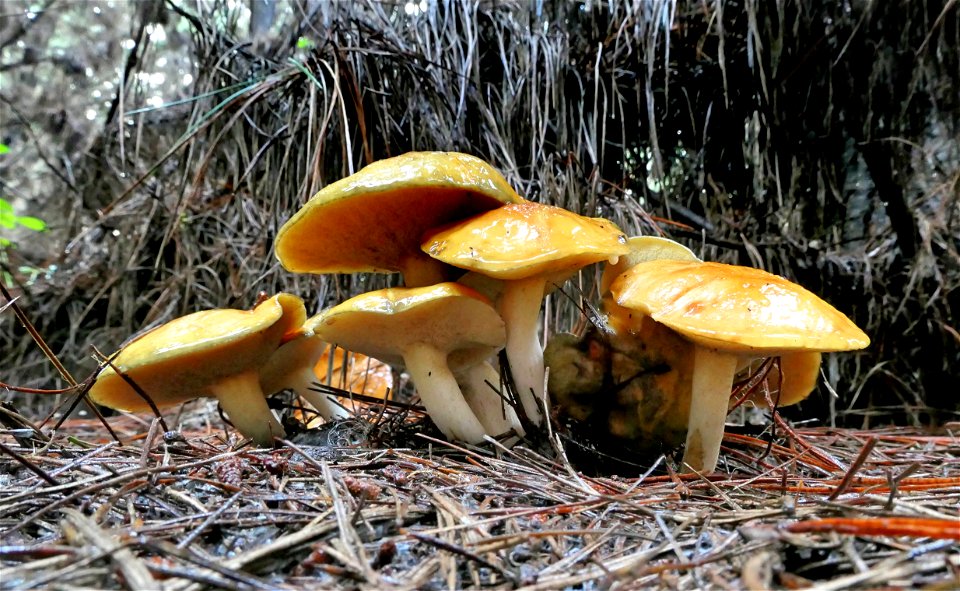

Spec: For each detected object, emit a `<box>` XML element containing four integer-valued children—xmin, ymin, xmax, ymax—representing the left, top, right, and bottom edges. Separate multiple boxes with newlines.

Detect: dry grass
<box><xmin>1</xmin><ymin>402</ymin><xmax>958</xmax><ymax>590</ymax></box>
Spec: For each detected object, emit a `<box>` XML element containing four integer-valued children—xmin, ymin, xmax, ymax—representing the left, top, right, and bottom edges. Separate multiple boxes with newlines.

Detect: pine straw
<box><xmin>1</xmin><ymin>404</ymin><xmax>958</xmax><ymax>590</ymax></box>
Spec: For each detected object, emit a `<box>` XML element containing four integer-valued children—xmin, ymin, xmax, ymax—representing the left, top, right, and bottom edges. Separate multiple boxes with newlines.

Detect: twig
<box><xmin>0</xmin><ymin>440</ymin><xmax>58</xmax><ymax>485</ymax></box>
<box><xmin>407</xmin><ymin>531</ymin><xmax>520</xmax><ymax>586</ymax></box>
<box><xmin>827</xmin><ymin>436</ymin><xmax>878</xmax><ymax>501</ymax></box>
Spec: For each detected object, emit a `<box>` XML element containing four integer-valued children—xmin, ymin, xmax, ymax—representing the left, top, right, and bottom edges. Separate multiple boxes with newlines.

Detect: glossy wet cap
<box><xmin>422</xmin><ymin>202</ymin><xmax>629</xmax><ymax>280</ymax></box>
<box><xmin>275</xmin><ymin>152</ymin><xmax>524</xmax><ymax>276</ymax></box>
<box><xmin>611</xmin><ymin>260</ymin><xmax>870</xmax><ymax>354</ymax></box>
<box><xmin>90</xmin><ymin>293</ymin><xmax>306</xmax><ymax>412</ymax></box>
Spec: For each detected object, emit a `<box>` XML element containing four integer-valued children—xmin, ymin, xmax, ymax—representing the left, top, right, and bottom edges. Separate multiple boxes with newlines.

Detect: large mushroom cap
<box><xmin>274</xmin><ymin>151</ymin><xmax>524</xmax><ymax>284</ymax></box>
<box><xmin>313</xmin><ymin>283</ymin><xmax>505</xmax><ymax>371</ymax></box>
<box><xmin>423</xmin><ymin>201</ymin><xmax>629</xmax><ymax>281</ymax></box>
<box><xmin>611</xmin><ymin>259</ymin><xmax>870</xmax><ymax>354</ymax></box>
<box><xmin>90</xmin><ymin>293</ymin><xmax>306</xmax><ymax>412</ymax></box>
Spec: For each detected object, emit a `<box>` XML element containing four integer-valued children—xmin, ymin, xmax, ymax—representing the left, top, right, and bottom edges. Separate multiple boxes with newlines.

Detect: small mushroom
<box><xmin>737</xmin><ymin>351</ymin><xmax>823</xmax><ymax>409</ymax></box>
<box><xmin>313</xmin><ymin>347</ymin><xmax>394</xmax><ymax>402</ymax></box>
<box><xmin>311</xmin><ymin>282</ymin><xmax>506</xmax><ymax>443</ymax></box>
<box><xmin>599</xmin><ymin>235</ymin><xmax>700</xmax><ymax>297</ymax></box>
<box><xmin>89</xmin><ymin>293</ymin><xmax>306</xmax><ymax>446</ymax></box>
<box><xmin>611</xmin><ymin>259</ymin><xmax>870</xmax><ymax>473</ymax></box>
<box><xmin>274</xmin><ymin>151</ymin><xmax>524</xmax><ymax>287</ymax></box>
<box><xmin>422</xmin><ymin>201</ymin><xmax>629</xmax><ymax>425</ymax></box>
<box><xmin>293</xmin><ymin>347</ymin><xmax>394</xmax><ymax>429</ymax></box>
<box><xmin>259</xmin><ymin>316</ymin><xmax>351</xmax><ymax>421</ymax></box>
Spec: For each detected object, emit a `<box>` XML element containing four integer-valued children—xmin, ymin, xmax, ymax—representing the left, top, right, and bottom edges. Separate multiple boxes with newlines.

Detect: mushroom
<box><xmin>610</xmin><ymin>259</ymin><xmax>870</xmax><ymax>472</ymax></box>
<box><xmin>274</xmin><ymin>151</ymin><xmax>524</xmax><ymax>287</ymax></box>
<box><xmin>89</xmin><ymin>293</ymin><xmax>306</xmax><ymax>446</ymax></box>
<box><xmin>292</xmin><ymin>347</ymin><xmax>394</xmax><ymax>429</ymax></box>
<box><xmin>736</xmin><ymin>351</ymin><xmax>823</xmax><ymax>409</ymax></box>
<box><xmin>422</xmin><ymin>201</ymin><xmax>629</xmax><ymax>425</ymax></box>
<box><xmin>311</xmin><ymin>282</ymin><xmax>506</xmax><ymax>443</ymax></box>
<box><xmin>258</xmin><ymin>315</ymin><xmax>351</xmax><ymax>422</ymax></box>
<box><xmin>599</xmin><ymin>235</ymin><xmax>700</xmax><ymax>298</ymax></box>
<box><xmin>313</xmin><ymin>346</ymin><xmax>394</xmax><ymax>402</ymax></box>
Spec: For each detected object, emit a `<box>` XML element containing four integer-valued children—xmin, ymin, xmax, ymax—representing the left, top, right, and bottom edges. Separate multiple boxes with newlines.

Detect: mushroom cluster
<box><xmin>547</xmin><ymin>238</ymin><xmax>870</xmax><ymax>473</ymax></box>
<box><xmin>274</xmin><ymin>152</ymin><xmax>628</xmax><ymax>443</ymax></box>
<box><xmin>88</xmin><ymin>152</ymin><xmax>869</xmax><ymax>468</ymax></box>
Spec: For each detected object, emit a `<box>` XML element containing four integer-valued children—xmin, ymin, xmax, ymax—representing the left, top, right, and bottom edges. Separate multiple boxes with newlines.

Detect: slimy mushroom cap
<box><xmin>90</xmin><ymin>293</ymin><xmax>305</xmax><ymax>445</ymax></box>
<box><xmin>275</xmin><ymin>152</ymin><xmax>524</xmax><ymax>286</ymax></box>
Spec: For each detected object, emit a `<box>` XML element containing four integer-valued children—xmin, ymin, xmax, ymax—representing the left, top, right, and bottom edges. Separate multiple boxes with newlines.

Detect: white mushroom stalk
<box><xmin>399</xmin><ymin>253</ymin><xmax>452</xmax><ymax>288</ymax></box>
<box><xmin>403</xmin><ymin>342</ymin><xmax>488</xmax><ymax>443</ymax></box>
<box><xmin>455</xmin><ymin>361</ymin><xmax>524</xmax><ymax>436</ymax></box>
<box><xmin>213</xmin><ymin>370</ymin><xmax>287</xmax><ymax>446</ymax></box>
<box><xmin>682</xmin><ymin>348</ymin><xmax>740</xmax><ymax>473</ymax></box>
<box><xmin>498</xmin><ymin>276</ymin><xmax>549</xmax><ymax>424</ymax></box>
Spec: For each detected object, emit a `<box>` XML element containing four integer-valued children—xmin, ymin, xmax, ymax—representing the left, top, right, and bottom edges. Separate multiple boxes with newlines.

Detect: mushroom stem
<box><xmin>403</xmin><ymin>342</ymin><xmax>488</xmax><ymax>443</ymax></box>
<box><xmin>499</xmin><ymin>276</ymin><xmax>548</xmax><ymax>425</ymax></box>
<box><xmin>259</xmin><ymin>337</ymin><xmax>351</xmax><ymax>421</ymax></box>
<box><xmin>281</xmin><ymin>368</ymin><xmax>352</xmax><ymax>420</ymax></box>
<box><xmin>681</xmin><ymin>347</ymin><xmax>739</xmax><ymax>473</ymax></box>
<box><xmin>456</xmin><ymin>361</ymin><xmax>524</xmax><ymax>436</ymax></box>
<box><xmin>210</xmin><ymin>370</ymin><xmax>285</xmax><ymax>446</ymax></box>
<box><xmin>401</xmin><ymin>256</ymin><xmax>451</xmax><ymax>288</ymax></box>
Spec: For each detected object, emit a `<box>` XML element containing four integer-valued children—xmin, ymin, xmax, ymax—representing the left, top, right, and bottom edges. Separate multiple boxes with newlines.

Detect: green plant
<box><xmin>1</xmin><ymin>197</ymin><xmax>50</xmax><ymax>287</ymax></box>
<box><xmin>0</xmin><ymin>197</ymin><xmax>47</xmax><ymax>248</ymax></box>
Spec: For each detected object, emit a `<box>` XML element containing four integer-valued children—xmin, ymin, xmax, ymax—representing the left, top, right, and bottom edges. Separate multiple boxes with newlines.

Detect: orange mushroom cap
<box><xmin>612</xmin><ymin>259</ymin><xmax>870</xmax><ymax>354</ymax></box>
<box><xmin>274</xmin><ymin>152</ymin><xmax>524</xmax><ymax>286</ymax></box>
<box><xmin>89</xmin><ymin>293</ymin><xmax>306</xmax><ymax>445</ymax></box>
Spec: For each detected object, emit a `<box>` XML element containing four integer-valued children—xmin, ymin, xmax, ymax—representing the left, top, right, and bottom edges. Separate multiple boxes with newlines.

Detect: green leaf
<box><xmin>16</xmin><ymin>216</ymin><xmax>47</xmax><ymax>231</ymax></box>
<box><xmin>296</xmin><ymin>36</ymin><xmax>314</xmax><ymax>49</ymax></box>
<box><xmin>0</xmin><ymin>237</ymin><xmax>11</xmax><ymax>247</ymax></box>
<box><xmin>0</xmin><ymin>213</ymin><xmax>15</xmax><ymax>229</ymax></box>
<box><xmin>0</xmin><ymin>143</ymin><xmax>9</xmax><ymax>155</ymax></box>
<box><xmin>0</xmin><ymin>198</ymin><xmax>12</xmax><ymax>212</ymax></box>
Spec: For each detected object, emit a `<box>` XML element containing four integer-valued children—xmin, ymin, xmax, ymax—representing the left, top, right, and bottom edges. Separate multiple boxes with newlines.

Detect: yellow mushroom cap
<box><xmin>313</xmin><ymin>283</ymin><xmax>505</xmax><ymax>443</ymax></box>
<box><xmin>422</xmin><ymin>202</ymin><xmax>629</xmax><ymax>281</ymax></box>
<box><xmin>611</xmin><ymin>260</ymin><xmax>870</xmax><ymax>354</ymax></box>
<box><xmin>274</xmin><ymin>152</ymin><xmax>523</xmax><ymax>279</ymax></box>
<box><xmin>90</xmin><ymin>293</ymin><xmax>306</xmax><ymax>412</ymax></box>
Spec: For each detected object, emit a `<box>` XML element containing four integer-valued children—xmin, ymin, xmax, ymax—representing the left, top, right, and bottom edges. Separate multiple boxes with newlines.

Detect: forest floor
<box><xmin>1</xmin><ymin>399</ymin><xmax>958</xmax><ymax>591</ymax></box>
